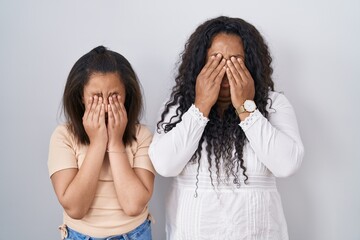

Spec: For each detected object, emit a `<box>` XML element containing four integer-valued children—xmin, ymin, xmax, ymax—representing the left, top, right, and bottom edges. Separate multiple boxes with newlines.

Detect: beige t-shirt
<box><xmin>48</xmin><ymin>124</ymin><xmax>155</xmax><ymax>237</ymax></box>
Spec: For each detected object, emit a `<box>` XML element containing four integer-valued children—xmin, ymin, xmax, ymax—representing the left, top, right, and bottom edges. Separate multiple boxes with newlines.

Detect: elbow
<box><xmin>121</xmin><ymin>191</ymin><xmax>153</xmax><ymax>217</ymax></box>
<box><xmin>123</xmin><ymin>204</ymin><xmax>146</xmax><ymax>217</ymax></box>
<box><xmin>153</xmin><ymin>164</ymin><xmax>181</xmax><ymax>177</ymax></box>
<box><xmin>149</xmin><ymin>151</ymin><xmax>181</xmax><ymax>177</ymax></box>
<box><xmin>272</xmin><ymin>164</ymin><xmax>299</xmax><ymax>178</ymax></box>
<box><xmin>59</xmin><ymin>196</ymin><xmax>89</xmax><ymax>220</ymax></box>
<box><xmin>64</xmin><ymin>206</ymin><xmax>87</xmax><ymax>220</ymax></box>
<box><xmin>273</xmin><ymin>145</ymin><xmax>304</xmax><ymax>178</ymax></box>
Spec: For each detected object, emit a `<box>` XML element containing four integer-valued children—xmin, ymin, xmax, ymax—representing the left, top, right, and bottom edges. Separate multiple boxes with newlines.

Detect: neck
<box><xmin>216</xmin><ymin>100</ymin><xmax>231</xmax><ymax>116</ymax></box>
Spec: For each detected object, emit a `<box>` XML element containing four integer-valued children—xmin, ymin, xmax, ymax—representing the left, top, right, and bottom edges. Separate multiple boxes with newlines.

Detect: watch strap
<box><xmin>235</xmin><ymin>105</ymin><xmax>246</xmax><ymax>115</ymax></box>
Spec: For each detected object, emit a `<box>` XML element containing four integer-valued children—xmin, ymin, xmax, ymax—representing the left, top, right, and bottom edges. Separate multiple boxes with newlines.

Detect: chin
<box><xmin>217</xmin><ymin>97</ymin><xmax>231</xmax><ymax>104</ymax></box>
<box><xmin>218</xmin><ymin>94</ymin><xmax>231</xmax><ymax>101</ymax></box>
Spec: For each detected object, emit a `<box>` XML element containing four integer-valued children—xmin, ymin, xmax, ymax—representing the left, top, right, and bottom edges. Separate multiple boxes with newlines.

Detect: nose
<box><xmin>222</xmin><ymin>74</ymin><xmax>228</xmax><ymax>82</ymax></box>
<box><xmin>103</xmin><ymin>97</ymin><xmax>109</xmax><ymax>112</ymax></box>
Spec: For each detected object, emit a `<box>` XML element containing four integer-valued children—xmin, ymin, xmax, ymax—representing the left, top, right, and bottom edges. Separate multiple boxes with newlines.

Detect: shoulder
<box><xmin>128</xmin><ymin>124</ymin><xmax>153</xmax><ymax>154</ymax></box>
<box><xmin>51</xmin><ymin>124</ymin><xmax>69</xmax><ymax>139</ymax></box>
<box><xmin>48</xmin><ymin>124</ymin><xmax>79</xmax><ymax>177</ymax></box>
<box><xmin>136</xmin><ymin>124</ymin><xmax>152</xmax><ymax>138</ymax></box>
<box><xmin>134</xmin><ymin>124</ymin><xmax>153</xmax><ymax>145</ymax></box>
<box><xmin>50</xmin><ymin>124</ymin><xmax>77</xmax><ymax>147</ymax></box>
<box><xmin>267</xmin><ymin>91</ymin><xmax>293</xmax><ymax>110</ymax></box>
<box><xmin>268</xmin><ymin>91</ymin><xmax>288</xmax><ymax>102</ymax></box>
<box><xmin>158</xmin><ymin>97</ymin><xmax>181</xmax><ymax>116</ymax></box>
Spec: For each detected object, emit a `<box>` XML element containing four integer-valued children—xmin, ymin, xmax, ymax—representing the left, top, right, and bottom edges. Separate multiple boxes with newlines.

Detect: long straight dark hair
<box><xmin>62</xmin><ymin>46</ymin><xmax>143</xmax><ymax>146</ymax></box>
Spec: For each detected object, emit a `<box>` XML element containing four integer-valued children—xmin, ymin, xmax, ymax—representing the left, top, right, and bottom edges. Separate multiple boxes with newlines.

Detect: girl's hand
<box><xmin>82</xmin><ymin>96</ymin><xmax>108</xmax><ymax>144</ymax></box>
<box><xmin>226</xmin><ymin>57</ymin><xmax>255</xmax><ymax>109</ymax></box>
<box><xmin>107</xmin><ymin>94</ymin><xmax>128</xmax><ymax>151</ymax></box>
<box><xmin>195</xmin><ymin>53</ymin><xmax>226</xmax><ymax>117</ymax></box>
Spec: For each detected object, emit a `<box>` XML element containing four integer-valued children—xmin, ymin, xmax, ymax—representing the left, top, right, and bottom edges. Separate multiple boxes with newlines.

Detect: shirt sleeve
<box><xmin>239</xmin><ymin>92</ymin><xmax>304</xmax><ymax>177</ymax></box>
<box><xmin>132</xmin><ymin>125</ymin><xmax>156</xmax><ymax>175</ymax></box>
<box><xmin>48</xmin><ymin>125</ymin><xmax>78</xmax><ymax>177</ymax></box>
<box><xmin>149</xmin><ymin>104</ymin><xmax>209</xmax><ymax>177</ymax></box>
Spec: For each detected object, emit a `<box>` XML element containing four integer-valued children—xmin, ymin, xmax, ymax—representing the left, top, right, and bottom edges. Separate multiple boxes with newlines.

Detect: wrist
<box><xmin>106</xmin><ymin>149</ymin><xmax>126</xmax><ymax>154</ymax></box>
<box><xmin>238</xmin><ymin>112</ymin><xmax>251</xmax><ymax>121</ymax></box>
<box><xmin>89</xmin><ymin>137</ymin><xmax>107</xmax><ymax>147</ymax></box>
<box><xmin>107</xmin><ymin>142</ymin><xmax>125</xmax><ymax>152</ymax></box>
<box><xmin>88</xmin><ymin>141</ymin><xmax>107</xmax><ymax>154</ymax></box>
<box><xmin>235</xmin><ymin>100</ymin><xmax>256</xmax><ymax>116</ymax></box>
<box><xmin>194</xmin><ymin>101</ymin><xmax>211</xmax><ymax>117</ymax></box>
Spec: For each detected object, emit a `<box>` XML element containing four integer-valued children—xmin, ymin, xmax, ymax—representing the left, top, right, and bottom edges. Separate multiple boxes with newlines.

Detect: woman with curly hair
<box><xmin>149</xmin><ymin>16</ymin><xmax>304</xmax><ymax>239</ymax></box>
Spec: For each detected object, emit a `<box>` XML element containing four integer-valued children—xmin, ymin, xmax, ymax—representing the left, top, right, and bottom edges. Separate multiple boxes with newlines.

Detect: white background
<box><xmin>0</xmin><ymin>0</ymin><xmax>359</xmax><ymax>239</ymax></box>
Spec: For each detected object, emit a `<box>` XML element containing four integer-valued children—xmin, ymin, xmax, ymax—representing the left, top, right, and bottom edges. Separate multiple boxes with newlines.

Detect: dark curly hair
<box><xmin>63</xmin><ymin>45</ymin><xmax>143</xmax><ymax>146</ymax></box>
<box><xmin>157</xmin><ymin>16</ymin><xmax>275</xmax><ymax>189</ymax></box>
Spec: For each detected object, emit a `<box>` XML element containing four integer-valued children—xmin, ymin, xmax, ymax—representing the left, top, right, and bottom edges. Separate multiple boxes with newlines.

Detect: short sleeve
<box><xmin>132</xmin><ymin>125</ymin><xmax>155</xmax><ymax>175</ymax></box>
<box><xmin>48</xmin><ymin>125</ymin><xmax>78</xmax><ymax>177</ymax></box>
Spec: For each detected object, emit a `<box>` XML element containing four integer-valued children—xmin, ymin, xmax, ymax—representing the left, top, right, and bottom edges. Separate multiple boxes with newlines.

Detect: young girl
<box><xmin>48</xmin><ymin>46</ymin><xmax>155</xmax><ymax>240</ymax></box>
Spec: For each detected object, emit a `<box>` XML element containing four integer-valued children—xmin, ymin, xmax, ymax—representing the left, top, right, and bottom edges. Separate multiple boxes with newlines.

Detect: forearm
<box><xmin>108</xmin><ymin>152</ymin><xmax>153</xmax><ymax>216</ymax></box>
<box><xmin>149</xmin><ymin>105</ymin><xmax>208</xmax><ymax>176</ymax></box>
<box><xmin>59</xmin><ymin>143</ymin><xmax>106</xmax><ymax>218</ymax></box>
<box><xmin>241</xmin><ymin>108</ymin><xmax>304</xmax><ymax>177</ymax></box>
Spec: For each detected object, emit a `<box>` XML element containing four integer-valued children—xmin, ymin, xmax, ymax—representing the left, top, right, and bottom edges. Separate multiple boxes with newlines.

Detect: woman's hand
<box><xmin>82</xmin><ymin>95</ymin><xmax>108</xmax><ymax>144</ymax></box>
<box><xmin>107</xmin><ymin>94</ymin><xmax>128</xmax><ymax>151</ymax></box>
<box><xmin>226</xmin><ymin>57</ymin><xmax>255</xmax><ymax>109</ymax></box>
<box><xmin>194</xmin><ymin>53</ymin><xmax>226</xmax><ymax>117</ymax></box>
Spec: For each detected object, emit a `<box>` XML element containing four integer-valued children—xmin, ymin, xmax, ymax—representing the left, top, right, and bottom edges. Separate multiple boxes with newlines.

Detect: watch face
<box><xmin>244</xmin><ymin>100</ymin><xmax>256</xmax><ymax>112</ymax></box>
